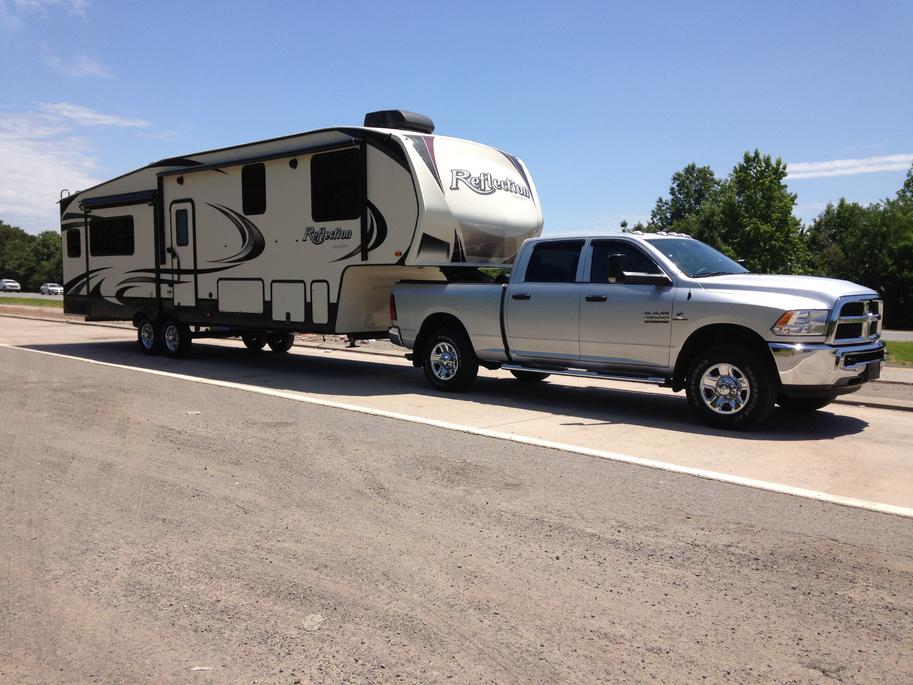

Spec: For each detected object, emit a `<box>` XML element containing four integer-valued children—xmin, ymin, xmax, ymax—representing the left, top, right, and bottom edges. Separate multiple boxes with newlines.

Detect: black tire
<box><xmin>161</xmin><ymin>318</ymin><xmax>192</xmax><ymax>358</ymax></box>
<box><xmin>421</xmin><ymin>327</ymin><xmax>479</xmax><ymax>392</ymax></box>
<box><xmin>685</xmin><ymin>344</ymin><xmax>775</xmax><ymax>430</ymax></box>
<box><xmin>777</xmin><ymin>395</ymin><xmax>834</xmax><ymax>412</ymax></box>
<box><xmin>242</xmin><ymin>334</ymin><xmax>267</xmax><ymax>351</ymax></box>
<box><xmin>267</xmin><ymin>332</ymin><xmax>295</xmax><ymax>353</ymax></box>
<box><xmin>137</xmin><ymin>318</ymin><xmax>161</xmax><ymax>355</ymax></box>
<box><xmin>510</xmin><ymin>370</ymin><xmax>550</xmax><ymax>383</ymax></box>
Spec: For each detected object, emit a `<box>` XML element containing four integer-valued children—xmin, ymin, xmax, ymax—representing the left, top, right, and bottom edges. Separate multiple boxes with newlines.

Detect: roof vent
<box><xmin>364</xmin><ymin>110</ymin><xmax>434</xmax><ymax>134</ymax></box>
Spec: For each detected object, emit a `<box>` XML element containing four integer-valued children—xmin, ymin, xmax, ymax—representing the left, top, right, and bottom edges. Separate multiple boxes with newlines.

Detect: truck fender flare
<box><xmin>672</xmin><ymin>323</ymin><xmax>777</xmax><ymax>392</ymax></box>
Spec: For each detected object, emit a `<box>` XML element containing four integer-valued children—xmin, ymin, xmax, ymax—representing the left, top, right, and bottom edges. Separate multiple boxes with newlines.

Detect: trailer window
<box><xmin>66</xmin><ymin>228</ymin><xmax>81</xmax><ymax>258</ymax></box>
<box><xmin>311</xmin><ymin>148</ymin><xmax>362</xmax><ymax>222</ymax></box>
<box><xmin>175</xmin><ymin>209</ymin><xmax>189</xmax><ymax>246</ymax></box>
<box><xmin>242</xmin><ymin>163</ymin><xmax>266</xmax><ymax>215</ymax></box>
<box><xmin>89</xmin><ymin>216</ymin><xmax>134</xmax><ymax>256</ymax></box>
<box><xmin>524</xmin><ymin>241</ymin><xmax>584</xmax><ymax>283</ymax></box>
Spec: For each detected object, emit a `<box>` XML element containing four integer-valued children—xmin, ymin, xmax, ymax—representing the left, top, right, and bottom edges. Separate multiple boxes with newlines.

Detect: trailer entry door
<box><xmin>170</xmin><ymin>202</ymin><xmax>196</xmax><ymax>307</ymax></box>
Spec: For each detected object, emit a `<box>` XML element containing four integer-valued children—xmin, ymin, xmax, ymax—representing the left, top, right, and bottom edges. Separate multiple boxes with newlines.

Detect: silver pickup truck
<box><xmin>388</xmin><ymin>234</ymin><xmax>885</xmax><ymax>428</ymax></box>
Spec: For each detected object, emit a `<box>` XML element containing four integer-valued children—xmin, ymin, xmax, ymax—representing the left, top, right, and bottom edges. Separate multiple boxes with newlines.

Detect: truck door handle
<box><xmin>512</xmin><ymin>293</ymin><xmax>531</xmax><ymax>300</ymax></box>
<box><xmin>585</xmin><ymin>295</ymin><xmax>607</xmax><ymax>302</ymax></box>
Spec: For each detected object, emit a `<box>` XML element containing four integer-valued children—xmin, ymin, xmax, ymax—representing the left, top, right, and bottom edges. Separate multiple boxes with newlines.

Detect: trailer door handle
<box><xmin>511</xmin><ymin>293</ymin><xmax>531</xmax><ymax>300</ymax></box>
<box><xmin>585</xmin><ymin>295</ymin><xmax>607</xmax><ymax>302</ymax></box>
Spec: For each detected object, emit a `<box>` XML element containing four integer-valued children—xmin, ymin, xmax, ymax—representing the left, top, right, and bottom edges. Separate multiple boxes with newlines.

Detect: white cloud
<box><xmin>37</xmin><ymin>102</ymin><xmax>149</xmax><ymax>127</ymax></box>
<box><xmin>0</xmin><ymin>102</ymin><xmax>155</xmax><ymax>232</ymax></box>
<box><xmin>11</xmin><ymin>0</ymin><xmax>88</xmax><ymax>16</ymax></box>
<box><xmin>45</xmin><ymin>53</ymin><xmax>112</xmax><ymax>78</ymax></box>
<box><xmin>787</xmin><ymin>153</ymin><xmax>913</xmax><ymax>180</ymax></box>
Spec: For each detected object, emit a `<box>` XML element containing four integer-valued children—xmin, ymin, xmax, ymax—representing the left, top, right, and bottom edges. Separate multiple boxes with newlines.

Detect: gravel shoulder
<box><xmin>2</xmin><ymin>347</ymin><xmax>912</xmax><ymax>684</ymax></box>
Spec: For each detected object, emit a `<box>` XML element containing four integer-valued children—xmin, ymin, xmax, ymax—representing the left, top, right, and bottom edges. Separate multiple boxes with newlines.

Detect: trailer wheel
<box><xmin>137</xmin><ymin>318</ymin><xmax>161</xmax><ymax>355</ymax></box>
<box><xmin>267</xmin><ymin>333</ymin><xmax>295</xmax><ymax>353</ymax></box>
<box><xmin>685</xmin><ymin>345</ymin><xmax>774</xmax><ymax>430</ymax></box>
<box><xmin>422</xmin><ymin>327</ymin><xmax>478</xmax><ymax>392</ymax></box>
<box><xmin>509</xmin><ymin>370</ymin><xmax>550</xmax><ymax>383</ymax></box>
<box><xmin>777</xmin><ymin>395</ymin><xmax>834</xmax><ymax>412</ymax></box>
<box><xmin>162</xmin><ymin>319</ymin><xmax>192</xmax><ymax>358</ymax></box>
<box><xmin>242</xmin><ymin>334</ymin><xmax>267</xmax><ymax>351</ymax></box>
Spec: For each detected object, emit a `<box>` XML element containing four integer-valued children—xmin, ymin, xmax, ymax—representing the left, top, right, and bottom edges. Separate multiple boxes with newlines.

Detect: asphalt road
<box><xmin>2</xmin><ymin>334</ymin><xmax>912</xmax><ymax>683</ymax></box>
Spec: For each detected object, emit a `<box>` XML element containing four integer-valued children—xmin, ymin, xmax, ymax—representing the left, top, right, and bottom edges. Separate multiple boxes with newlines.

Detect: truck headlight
<box><xmin>772</xmin><ymin>310</ymin><xmax>829</xmax><ymax>336</ymax></box>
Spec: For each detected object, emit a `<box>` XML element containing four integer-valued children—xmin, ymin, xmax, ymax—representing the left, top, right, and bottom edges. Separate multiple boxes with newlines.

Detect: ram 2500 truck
<box><xmin>388</xmin><ymin>234</ymin><xmax>885</xmax><ymax>429</ymax></box>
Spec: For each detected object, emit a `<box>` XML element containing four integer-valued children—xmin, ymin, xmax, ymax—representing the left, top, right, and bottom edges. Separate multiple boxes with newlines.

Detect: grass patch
<box><xmin>0</xmin><ymin>296</ymin><xmax>64</xmax><ymax>308</ymax></box>
<box><xmin>886</xmin><ymin>341</ymin><xmax>913</xmax><ymax>367</ymax></box>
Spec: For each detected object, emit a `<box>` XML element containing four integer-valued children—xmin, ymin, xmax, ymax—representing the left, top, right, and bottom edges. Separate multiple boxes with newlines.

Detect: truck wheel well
<box><xmin>672</xmin><ymin>324</ymin><xmax>776</xmax><ymax>391</ymax></box>
<box><xmin>413</xmin><ymin>313</ymin><xmax>470</xmax><ymax>368</ymax></box>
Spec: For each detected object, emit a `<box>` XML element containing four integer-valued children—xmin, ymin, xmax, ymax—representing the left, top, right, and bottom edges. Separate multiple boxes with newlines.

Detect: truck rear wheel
<box><xmin>422</xmin><ymin>327</ymin><xmax>478</xmax><ymax>392</ymax></box>
<box><xmin>777</xmin><ymin>395</ymin><xmax>834</xmax><ymax>412</ymax></box>
<box><xmin>510</xmin><ymin>370</ymin><xmax>550</xmax><ymax>383</ymax></box>
<box><xmin>685</xmin><ymin>345</ymin><xmax>775</xmax><ymax>429</ymax></box>
<box><xmin>267</xmin><ymin>333</ymin><xmax>295</xmax><ymax>353</ymax></box>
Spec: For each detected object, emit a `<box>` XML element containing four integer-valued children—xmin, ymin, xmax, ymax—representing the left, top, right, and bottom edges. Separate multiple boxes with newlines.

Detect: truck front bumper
<box><xmin>769</xmin><ymin>340</ymin><xmax>886</xmax><ymax>397</ymax></box>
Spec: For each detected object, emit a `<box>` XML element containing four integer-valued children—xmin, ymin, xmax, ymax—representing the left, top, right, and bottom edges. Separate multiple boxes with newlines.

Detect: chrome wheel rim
<box><xmin>140</xmin><ymin>322</ymin><xmax>155</xmax><ymax>349</ymax></box>
<box><xmin>163</xmin><ymin>324</ymin><xmax>180</xmax><ymax>353</ymax></box>
<box><xmin>700</xmin><ymin>363</ymin><xmax>750</xmax><ymax>415</ymax></box>
<box><xmin>430</xmin><ymin>342</ymin><xmax>459</xmax><ymax>381</ymax></box>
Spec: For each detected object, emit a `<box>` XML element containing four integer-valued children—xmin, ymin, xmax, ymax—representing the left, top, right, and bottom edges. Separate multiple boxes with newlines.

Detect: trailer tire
<box><xmin>161</xmin><ymin>319</ymin><xmax>192</xmax><ymax>358</ymax></box>
<box><xmin>242</xmin><ymin>334</ymin><xmax>267</xmax><ymax>351</ymax></box>
<box><xmin>267</xmin><ymin>333</ymin><xmax>295</xmax><ymax>353</ymax></box>
<box><xmin>422</xmin><ymin>327</ymin><xmax>478</xmax><ymax>392</ymax></box>
<box><xmin>777</xmin><ymin>395</ymin><xmax>834</xmax><ymax>412</ymax></box>
<box><xmin>685</xmin><ymin>344</ymin><xmax>774</xmax><ymax>430</ymax></box>
<box><xmin>137</xmin><ymin>318</ymin><xmax>161</xmax><ymax>355</ymax></box>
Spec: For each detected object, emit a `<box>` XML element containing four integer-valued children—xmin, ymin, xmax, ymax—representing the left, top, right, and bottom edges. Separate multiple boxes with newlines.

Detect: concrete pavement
<box><xmin>2</xmin><ymin>315</ymin><xmax>913</xmax><ymax>514</ymax></box>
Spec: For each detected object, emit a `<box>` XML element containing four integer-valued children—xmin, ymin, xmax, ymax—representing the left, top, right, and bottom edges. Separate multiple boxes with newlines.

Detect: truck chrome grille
<box><xmin>828</xmin><ymin>297</ymin><xmax>883</xmax><ymax>344</ymax></box>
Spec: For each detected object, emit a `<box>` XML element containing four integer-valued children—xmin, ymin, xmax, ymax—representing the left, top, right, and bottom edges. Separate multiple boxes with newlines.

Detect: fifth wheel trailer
<box><xmin>59</xmin><ymin>110</ymin><xmax>542</xmax><ymax>355</ymax></box>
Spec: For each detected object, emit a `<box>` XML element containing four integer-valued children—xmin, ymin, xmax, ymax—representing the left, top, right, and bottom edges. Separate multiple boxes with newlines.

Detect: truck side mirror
<box><xmin>607</xmin><ymin>254</ymin><xmax>627</xmax><ymax>282</ymax></box>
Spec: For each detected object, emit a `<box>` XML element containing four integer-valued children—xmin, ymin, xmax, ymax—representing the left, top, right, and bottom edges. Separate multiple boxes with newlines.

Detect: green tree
<box><xmin>0</xmin><ymin>221</ymin><xmax>63</xmax><ymax>291</ymax></box>
<box><xmin>648</xmin><ymin>152</ymin><xmax>809</xmax><ymax>274</ymax></box>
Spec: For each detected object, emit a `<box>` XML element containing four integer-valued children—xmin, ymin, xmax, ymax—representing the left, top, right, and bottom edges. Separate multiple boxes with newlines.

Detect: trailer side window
<box><xmin>66</xmin><ymin>229</ymin><xmax>81</xmax><ymax>258</ymax></box>
<box><xmin>311</xmin><ymin>148</ymin><xmax>362</xmax><ymax>222</ymax></box>
<box><xmin>89</xmin><ymin>216</ymin><xmax>134</xmax><ymax>257</ymax></box>
<box><xmin>175</xmin><ymin>209</ymin><xmax>189</xmax><ymax>246</ymax></box>
<box><xmin>524</xmin><ymin>241</ymin><xmax>584</xmax><ymax>283</ymax></box>
<box><xmin>242</xmin><ymin>163</ymin><xmax>266</xmax><ymax>215</ymax></box>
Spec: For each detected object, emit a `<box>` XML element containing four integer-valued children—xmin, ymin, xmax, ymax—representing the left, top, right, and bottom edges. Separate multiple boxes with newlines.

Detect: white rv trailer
<box><xmin>60</xmin><ymin>110</ymin><xmax>542</xmax><ymax>354</ymax></box>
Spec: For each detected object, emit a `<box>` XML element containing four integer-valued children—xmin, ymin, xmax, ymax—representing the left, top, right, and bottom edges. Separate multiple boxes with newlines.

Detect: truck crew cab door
<box><xmin>579</xmin><ymin>239</ymin><xmax>675</xmax><ymax>371</ymax></box>
<box><xmin>505</xmin><ymin>240</ymin><xmax>584</xmax><ymax>362</ymax></box>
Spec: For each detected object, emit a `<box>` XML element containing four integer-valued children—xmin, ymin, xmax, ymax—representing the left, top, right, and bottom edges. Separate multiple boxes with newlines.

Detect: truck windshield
<box><xmin>648</xmin><ymin>238</ymin><xmax>748</xmax><ymax>278</ymax></box>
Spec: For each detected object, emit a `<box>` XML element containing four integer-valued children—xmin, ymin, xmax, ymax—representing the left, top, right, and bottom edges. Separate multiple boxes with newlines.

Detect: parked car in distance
<box><xmin>40</xmin><ymin>283</ymin><xmax>64</xmax><ymax>295</ymax></box>
<box><xmin>1</xmin><ymin>278</ymin><xmax>21</xmax><ymax>292</ymax></box>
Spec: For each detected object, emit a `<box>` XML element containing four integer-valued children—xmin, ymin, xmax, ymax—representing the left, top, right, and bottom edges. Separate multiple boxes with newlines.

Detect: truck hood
<box><xmin>696</xmin><ymin>274</ymin><xmax>878</xmax><ymax>306</ymax></box>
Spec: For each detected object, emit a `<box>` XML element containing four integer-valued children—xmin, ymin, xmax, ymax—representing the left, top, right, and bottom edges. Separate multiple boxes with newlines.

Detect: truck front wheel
<box><xmin>685</xmin><ymin>345</ymin><xmax>775</xmax><ymax>429</ymax></box>
<box><xmin>422</xmin><ymin>328</ymin><xmax>478</xmax><ymax>392</ymax></box>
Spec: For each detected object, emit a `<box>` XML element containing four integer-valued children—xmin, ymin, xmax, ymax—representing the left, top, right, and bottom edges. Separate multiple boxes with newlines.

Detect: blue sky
<box><xmin>1</xmin><ymin>0</ymin><xmax>911</xmax><ymax>234</ymax></box>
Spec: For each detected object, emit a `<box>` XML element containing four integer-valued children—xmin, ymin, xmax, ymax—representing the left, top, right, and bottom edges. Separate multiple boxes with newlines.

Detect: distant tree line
<box><xmin>0</xmin><ymin>222</ymin><xmax>63</xmax><ymax>291</ymax></box>
<box><xmin>627</xmin><ymin>154</ymin><xmax>913</xmax><ymax>328</ymax></box>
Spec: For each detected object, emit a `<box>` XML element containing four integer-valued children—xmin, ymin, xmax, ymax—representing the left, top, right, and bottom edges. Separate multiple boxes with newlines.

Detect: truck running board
<box><xmin>502</xmin><ymin>364</ymin><xmax>667</xmax><ymax>386</ymax></box>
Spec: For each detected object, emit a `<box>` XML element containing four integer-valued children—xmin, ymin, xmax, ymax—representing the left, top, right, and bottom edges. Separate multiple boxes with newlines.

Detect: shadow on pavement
<box><xmin>19</xmin><ymin>339</ymin><xmax>869</xmax><ymax>442</ymax></box>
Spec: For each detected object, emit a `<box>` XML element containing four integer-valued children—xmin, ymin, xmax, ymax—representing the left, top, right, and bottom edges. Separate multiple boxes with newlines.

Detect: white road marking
<box><xmin>3</xmin><ymin>342</ymin><xmax>912</xmax><ymax>520</ymax></box>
